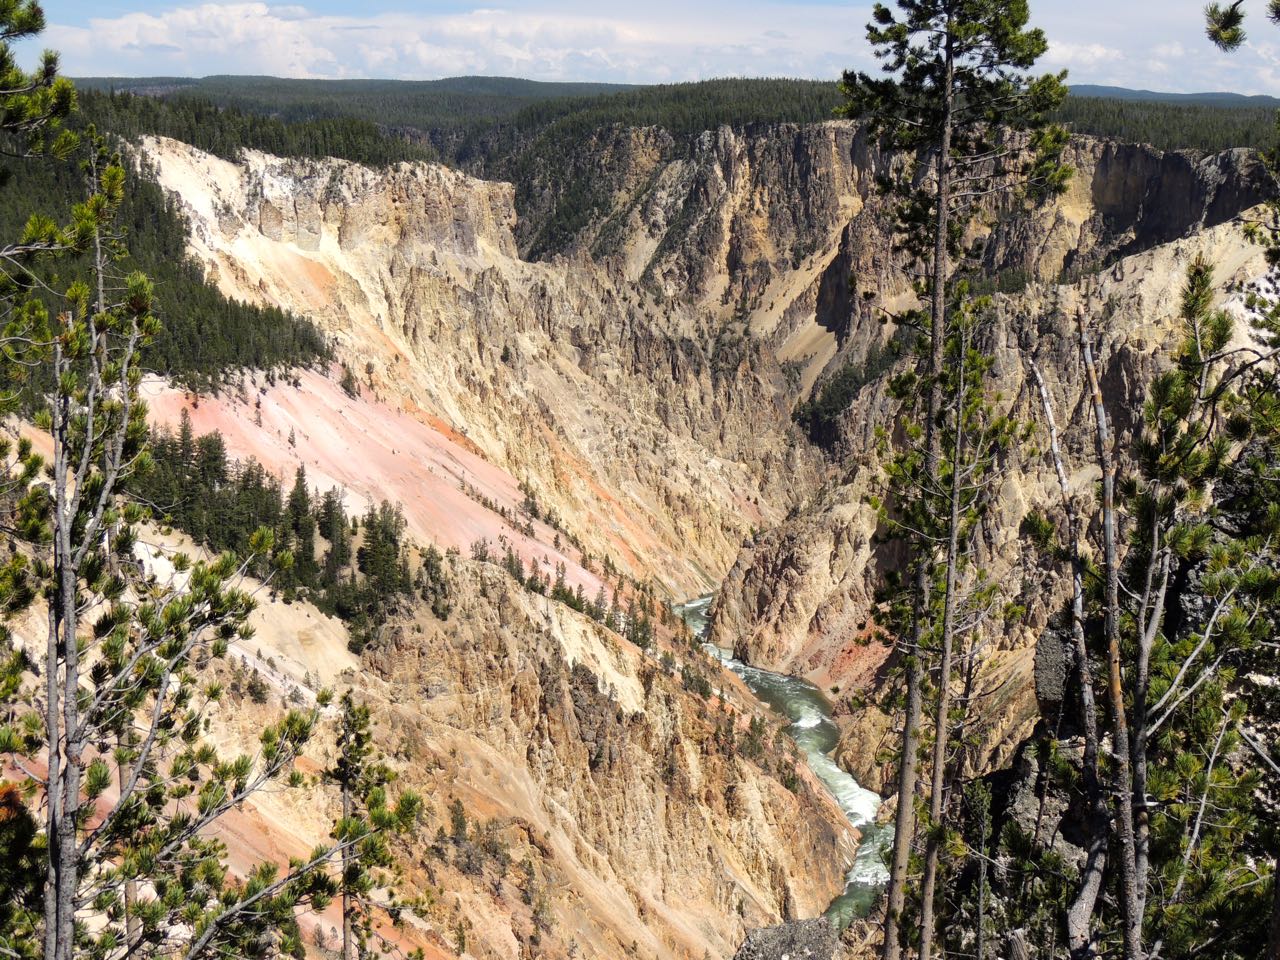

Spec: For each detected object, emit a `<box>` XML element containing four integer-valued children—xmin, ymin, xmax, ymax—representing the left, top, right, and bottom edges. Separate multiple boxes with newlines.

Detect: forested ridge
<box><xmin>136</xmin><ymin>412</ymin><xmax>446</xmax><ymax>653</ymax></box>
<box><xmin>1069</xmin><ymin>83</ymin><xmax>1280</xmax><ymax>107</ymax></box>
<box><xmin>76</xmin><ymin>73</ymin><xmax>1280</xmax><ymax>159</ymax></box>
<box><xmin>80</xmin><ymin>87</ymin><xmax>435</xmax><ymax>166</ymax></box>
<box><xmin>453</xmin><ymin>82</ymin><xmax>1280</xmax><ymax>164</ymax></box>
<box><xmin>75</xmin><ymin>74</ymin><xmax>634</xmax><ymax>133</ymax></box>
<box><xmin>1055</xmin><ymin>95</ymin><xmax>1277</xmax><ymax>154</ymax></box>
<box><xmin>0</xmin><ymin>90</ymin><xmax>334</xmax><ymax>392</ymax></box>
<box><xmin>64</xmin><ymin>75</ymin><xmax>1278</xmax><ymax>260</ymax></box>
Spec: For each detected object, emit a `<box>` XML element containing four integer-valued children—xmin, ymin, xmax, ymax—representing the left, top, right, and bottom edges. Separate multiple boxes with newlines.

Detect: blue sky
<box><xmin>25</xmin><ymin>0</ymin><xmax>1280</xmax><ymax>93</ymax></box>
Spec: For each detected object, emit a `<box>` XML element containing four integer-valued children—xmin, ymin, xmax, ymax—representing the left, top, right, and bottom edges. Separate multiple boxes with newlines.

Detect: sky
<box><xmin>23</xmin><ymin>0</ymin><xmax>1280</xmax><ymax>94</ymax></box>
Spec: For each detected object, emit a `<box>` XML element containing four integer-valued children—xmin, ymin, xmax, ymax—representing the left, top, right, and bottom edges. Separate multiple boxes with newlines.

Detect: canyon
<box><xmin>125</xmin><ymin>119</ymin><xmax>1272</xmax><ymax>957</ymax></box>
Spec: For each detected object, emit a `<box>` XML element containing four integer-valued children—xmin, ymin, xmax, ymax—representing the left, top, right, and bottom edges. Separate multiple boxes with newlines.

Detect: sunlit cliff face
<box><xmin>132</xmin><ymin>125</ymin><xmax>1271</xmax><ymax>957</ymax></box>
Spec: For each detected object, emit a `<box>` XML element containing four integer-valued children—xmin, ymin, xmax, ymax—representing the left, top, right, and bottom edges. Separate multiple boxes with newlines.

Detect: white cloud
<box><xmin>1033</xmin><ymin>0</ymin><xmax>1280</xmax><ymax>93</ymax></box>
<box><xmin>1044</xmin><ymin>40</ymin><xmax>1124</xmax><ymax>71</ymax></box>
<box><xmin>44</xmin><ymin>2</ymin><xmax>875</xmax><ymax>81</ymax></box>
<box><xmin>32</xmin><ymin>0</ymin><xmax>1280</xmax><ymax>93</ymax></box>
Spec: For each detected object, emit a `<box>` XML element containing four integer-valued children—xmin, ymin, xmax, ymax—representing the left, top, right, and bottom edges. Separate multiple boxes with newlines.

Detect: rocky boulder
<box><xmin>734</xmin><ymin>918</ymin><xmax>839</xmax><ymax>960</ymax></box>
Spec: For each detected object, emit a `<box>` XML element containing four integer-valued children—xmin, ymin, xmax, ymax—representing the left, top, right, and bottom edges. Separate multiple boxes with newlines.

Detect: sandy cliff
<box><xmin>141</xmin><ymin>135</ymin><xmax>820</xmax><ymax>600</ymax></box>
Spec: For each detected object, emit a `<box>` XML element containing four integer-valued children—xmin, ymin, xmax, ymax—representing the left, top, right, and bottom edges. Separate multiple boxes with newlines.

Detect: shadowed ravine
<box><xmin>674</xmin><ymin>596</ymin><xmax>891</xmax><ymax>928</ymax></box>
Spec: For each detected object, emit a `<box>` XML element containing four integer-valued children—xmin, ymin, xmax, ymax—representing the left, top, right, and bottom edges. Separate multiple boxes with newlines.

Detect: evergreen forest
<box><xmin>136</xmin><ymin>412</ymin><xmax>449</xmax><ymax>652</ymax></box>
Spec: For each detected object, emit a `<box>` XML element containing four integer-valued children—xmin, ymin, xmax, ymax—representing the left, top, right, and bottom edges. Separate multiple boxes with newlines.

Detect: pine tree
<box><xmin>287</xmin><ymin>464</ymin><xmax>312</xmax><ymax>529</ymax></box>
<box><xmin>0</xmin><ymin>0</ymin><xmax>75</xmax><ymax>174</ymax></box>
<box><xmin>417</xmin><ymin>544</ymin><xmax>452</xmax><ymax>620</ymax></box>
<box><xmin>1204</xmin><ymin>1</ymin><xmax>1274</xmax><ymax>52</ymax></box>
<box><xmin>1206</xmin><ymin>3</ymin><xmax>1280</xmax><ymax>286</ymax></box>
<box><xmin>0</xmin><ymin>23</ymin><xmax>393</xmax><ymax>951</ymax></box>
<box><xmin>287</xmin><ymin>466</ymin><xmax>319</xmax><ymax>586</ymax></box>
<box><xmin>328</xmin><ymin>693</ymin><xmax>421</xmax><ymax>960</ymax></box>
<box><xmin>910</xmin><ymin>294</ymin><xmax>1020</xmax><ymax>955</ymax></box>
<box><xmin>1029</xmin><ymin>259</ymin><xmax>1280</xmax><ymax>959</ymax></box>
<box><xmin>840</xmin><ymin>5</ymin><xmax>1067</xmax><ymax>957</ymax></box>
<box><xmin>0</xmin><ymin>784</ymin><xmax>41</xmax><ymax>958</ymax></box>
<box><xmin>0</xmin><ymin>120</ymin><xmax>345</xmax><ymax>960</ymax></box>
<box><xmin>1119</xmin><ymin>262</ymin><xmax>1279</xmax><ymax>960</ymax></box>
<box><xmin>322</xmin><ymin>487</ymin><xmax>353</xmax><ymax>586</ymax></box>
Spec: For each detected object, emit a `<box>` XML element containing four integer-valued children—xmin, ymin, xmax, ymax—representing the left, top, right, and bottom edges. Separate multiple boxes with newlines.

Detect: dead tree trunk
<box><xmin>1079</xmin><ymin>316</ymin><xmax>1145</xmax><ymax>960</ymax></box>
<box><xmin>1029</xmin><ymin>357</ymin><xmax>1108</xmax><ymax>958</ymax></box>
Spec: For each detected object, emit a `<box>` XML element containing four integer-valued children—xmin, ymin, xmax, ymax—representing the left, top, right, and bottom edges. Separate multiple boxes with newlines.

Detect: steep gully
<box><xmin>676</xmin><ymin>595</ymin><xmax>889</xmax><ymax>928</ymax></box>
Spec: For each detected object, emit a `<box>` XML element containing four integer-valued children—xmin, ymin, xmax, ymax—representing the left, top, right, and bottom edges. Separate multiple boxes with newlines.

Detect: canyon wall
<box><xmin>143</xmin><ymin>135</ymin><xmax>818</xmax><ymax>601</ymax></box>
<box><xmin>708</xmin><ymin>210</ymin><xmax>1270</xmax><ymax>791</ymax></box>
<box><xmin>4</xmin><ymin>528</ymin><xmax>855</xmax><ymax>960</ymax></box>
<box><xmin>133</xmin><ymin>121</ymin><xmax>1273</xmax><ymax>955</ymax></box>
<box><xmin>143</xmin><ymin>128</ymin><xmax>1267</xmax><ymax>607</ymax></box>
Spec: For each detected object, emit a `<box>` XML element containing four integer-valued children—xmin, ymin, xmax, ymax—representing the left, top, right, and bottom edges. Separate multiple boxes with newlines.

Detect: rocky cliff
<box><xmin>709</xmin><ymin>211</ymin><xmax>1270</xmax><ymax>792</ymax></box>
<box><xmin>16</xmin><ymin>527</ymin><xmax>853</xmax><ymax>960</ymax></box>
<box><xmin>489</xmin><ymin>123</ymin><xmax>1270</xmax><ymax>398</ymax></box>
<box><xmin>133</xmin><ymin>119</ymin><xmax>1274</xmax><ymax>954</ymax></box>
<box><xmin>141</xmin><ymin>127</ymin><xmax>1268</xmax><ymax>610</ymax></box>
<box><xmin>136</xmin><ymin>130</ymin><xmax>872</xmax><ymax>959</ymax></box>
<box><xmin>141</xmin><ymin>135</ymin><xmax>820</xmax><ymax>601</ymax></box>
<box><xmin>355</xmin><ymin>564</ymin><xmax>856</xmax><ymax>958</ymax></box>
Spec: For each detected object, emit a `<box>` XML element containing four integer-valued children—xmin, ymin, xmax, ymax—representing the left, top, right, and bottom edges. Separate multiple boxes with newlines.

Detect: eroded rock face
<box><xmin>356</xmin><ymin>563</ymin><xmax>857</xmax><ymax>959</ymax></box>
<box><xmin>133</xmin><ymin>121</ymin><xmax>1274</xmax><ymax>953</ymax></box>
<box><xmin>140</xmin><ymin>135</ymin><xmax>823</xmax><ymax>602</ymax></box>
<box><xmin>711</xmin><ymin>210</ymin><xmax>1270</xmax><ymax>793</ymax></box>
<box><xmin>167</xmin><ymin>546</ymin><xmax>858</xmax><ymax>960</ymax></box>
<box><xmin>138</xmin><ymin>128</ymin><xmax>1269</xmax><ymax>614</ymax></box>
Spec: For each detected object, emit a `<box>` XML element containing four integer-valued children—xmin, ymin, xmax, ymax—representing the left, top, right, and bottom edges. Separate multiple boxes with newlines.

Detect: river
<box><xmin>673</xmin><ymin>596</ymin><xmax>890</xmax><ymax>928</ymax></box>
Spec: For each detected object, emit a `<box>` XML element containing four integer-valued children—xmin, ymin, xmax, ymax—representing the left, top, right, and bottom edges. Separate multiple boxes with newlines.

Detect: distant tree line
<box><xmin>455</xmin><ymin>78</ymin><xmax>844</xmax><ymax>157</ymax></box>
<box><xmin>81</xmin><ymin>76</ymin><xmax>1279</xmax><ymax>164</ymax></box>
<box><xmin>74</xmin><ymin>74</ymin><xmax>631</xmax><ymax>138</ymax></box>
<box><xmin>53</xmin><ymin>78</ymin><xmax>1280</xmax><ymax>269</ymax></box>
<box><xmin>80</xmin><ymin>88</ymin><xmax>436</xmax><ymax>166</ymax></box>
<box><xmin>1054</xmin><ymin>95</ymin><xmax>1277</xmax><ymax>154</ymax></box>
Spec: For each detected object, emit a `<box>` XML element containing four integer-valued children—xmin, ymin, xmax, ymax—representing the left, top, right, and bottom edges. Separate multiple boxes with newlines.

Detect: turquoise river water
<box><xmin>673</xmin><ymin>596</ymin><xmax>890</xmax><ymax>928</ymax></box>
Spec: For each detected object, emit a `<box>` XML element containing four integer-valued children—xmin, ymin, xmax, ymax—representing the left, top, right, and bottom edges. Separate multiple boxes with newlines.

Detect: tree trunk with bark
<box><xmin>1268</xmin><ymin>858</ymin><xmax>1280</xmax><ymax>960</ymax></box>
<box><xmin>918</xmin><ymin>330</ymin><xmax>967</xmax><ymax>960</ymax></box>
<box><xmin>343</xmin><ymin>780</ymin><xmax>356</xmax><ymax>960</ymax></box>
<box><xmin>1029</xmin><ymin>358</ymin><xmax>1108</xmax><ymax>958</ymax></box>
